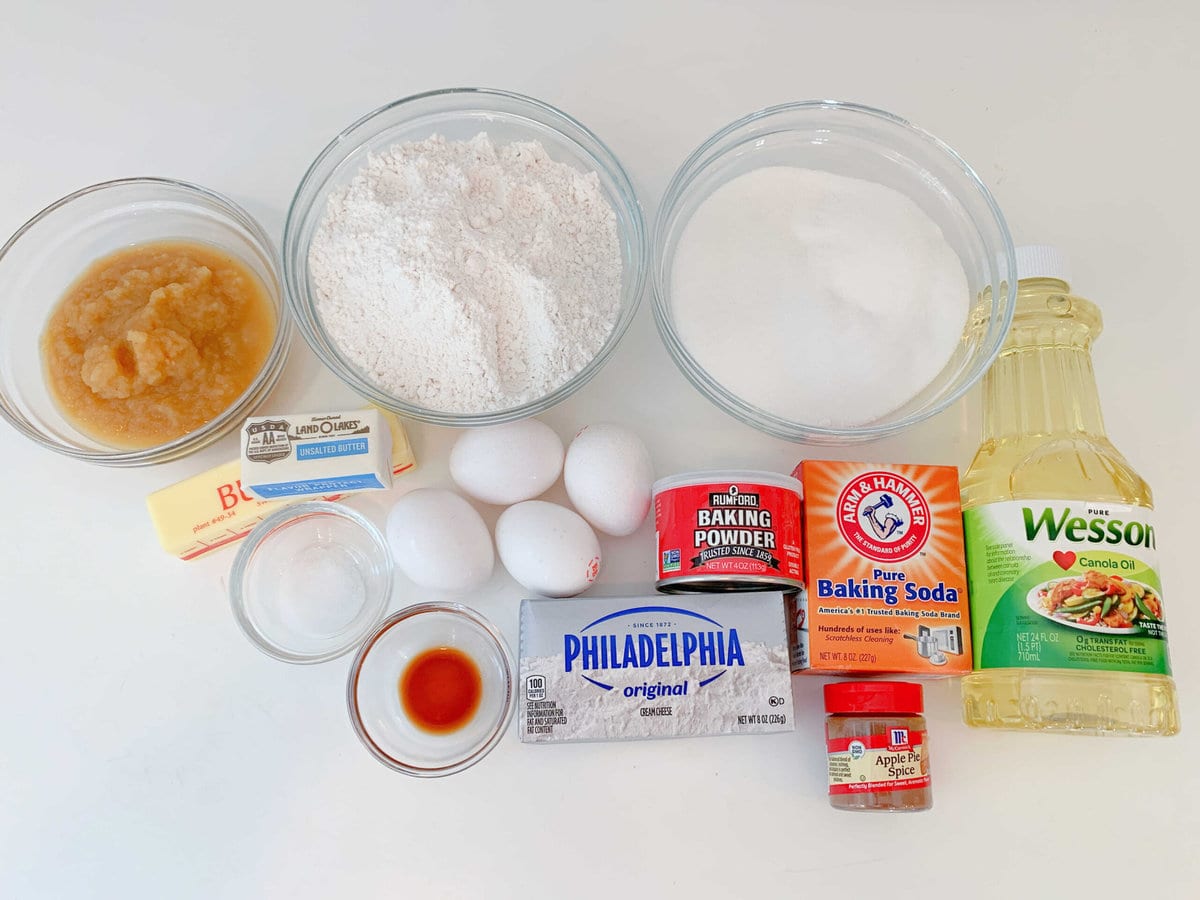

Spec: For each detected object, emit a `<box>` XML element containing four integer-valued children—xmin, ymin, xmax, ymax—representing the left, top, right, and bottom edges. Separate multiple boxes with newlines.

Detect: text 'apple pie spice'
<box><xmin>824</xmin><ymin>681</ymin><xmax>931</xmax><ymax>812</ymax></box>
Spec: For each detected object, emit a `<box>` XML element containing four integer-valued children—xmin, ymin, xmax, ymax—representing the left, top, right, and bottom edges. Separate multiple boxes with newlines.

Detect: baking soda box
<box><xmin>790</xmin><ymin>460</ymin><xmax>972</xmax><ymax>675</ymax></box>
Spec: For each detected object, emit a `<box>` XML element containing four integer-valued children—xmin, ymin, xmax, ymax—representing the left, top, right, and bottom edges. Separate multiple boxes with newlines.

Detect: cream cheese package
<box><xmin>241</xmin><ymin>409</ymin><xmax>393</xmax><ymax>500</ymax></box>
<box><xmin>519</xmin><ymin>592</ymin><xmax>795</xmax><ymax>743</ymax></box>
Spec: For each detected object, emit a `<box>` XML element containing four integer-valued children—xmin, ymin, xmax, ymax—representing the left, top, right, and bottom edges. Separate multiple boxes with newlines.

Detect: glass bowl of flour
<box><xmin>283</xmin><ymin>88</ymin><xmax>646</xmax><ymax>425</ymax></box>
<box><xmin>652</xmin><ymin>100</ymin><xmax>1016</xmax><ymax>443</ymax></box>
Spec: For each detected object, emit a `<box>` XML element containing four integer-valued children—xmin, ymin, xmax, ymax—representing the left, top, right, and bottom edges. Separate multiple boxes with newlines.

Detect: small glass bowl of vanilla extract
<box><xmin>347</xmin><ymin>603</ymin><xmax>515</xmax><ymax>777</ymax></box>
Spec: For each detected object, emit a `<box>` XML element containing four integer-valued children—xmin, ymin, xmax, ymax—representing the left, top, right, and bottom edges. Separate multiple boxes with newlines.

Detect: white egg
<box><xmin>495</xmin><ymin>501</ymin><xmax>601</xmax><ymax>598</ymax></box>
<box><xmin>449</xmin><ymin>419</ymin><xmax>565</xmax><ymax>506</ymax></box>
<box><xmin>563</xmin><ymin>423</ymin><xmax>654</xmax><ymax>536</ymax></box>
<box><xmin>385</xmin><ymin>489</ymin><xmax>494</xmax><ymax>591</ymax></box>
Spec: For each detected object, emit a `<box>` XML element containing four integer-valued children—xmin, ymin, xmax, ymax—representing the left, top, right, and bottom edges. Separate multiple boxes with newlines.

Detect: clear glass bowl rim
<box><xmin>282</xmin><ymin>86</ymin><xmax>648</xmax><ymax>427</ymax></box>
<box><xmin>345</xmin><ymin>601</ymin><xmax>516</xmax><ymax>777</ymax></box>
<box><xmin>0</xmin><ymin>175</ymin><xmax>292</xmax><ymax>465</ymax></box>
<box><xmin>228</xmin><ymin>500</ymin><xmax>393</xmax><ymax>665</ymax></box>
<box><xmin>651</xmin><ymin>99</ymin><xmax>1017</xmax><ymax>442</ymax></box>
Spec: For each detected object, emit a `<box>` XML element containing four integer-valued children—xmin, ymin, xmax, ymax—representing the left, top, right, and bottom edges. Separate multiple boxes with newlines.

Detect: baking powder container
<box><xmin>653</xmin><ymin>470</ymin><xmax>803</xmax><ymax>593</ymax></box>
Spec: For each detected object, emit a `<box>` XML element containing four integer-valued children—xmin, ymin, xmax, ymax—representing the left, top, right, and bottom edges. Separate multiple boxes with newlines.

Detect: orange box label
<box><xmin>791</xmin><ymin>460</ymin><xmax>971</xmax><ymax>675</ymax></box>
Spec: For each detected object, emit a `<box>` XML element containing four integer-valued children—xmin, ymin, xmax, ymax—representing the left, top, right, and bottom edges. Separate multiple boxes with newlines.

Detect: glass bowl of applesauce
<box><xmin>0</xmin><ymin>177</ymin><xmax>291</xmax><ymax>466</ymax></box>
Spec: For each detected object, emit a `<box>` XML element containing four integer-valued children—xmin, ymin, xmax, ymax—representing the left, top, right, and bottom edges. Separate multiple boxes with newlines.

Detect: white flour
<box><xmin>671</xmin><ymin>167</ymin><xmax>969</xmax><ymax>428</ymax></box>
<box><xmin>309</xmin><ymin>134</ymin><xmax>622</xmax><ymax>413</ymax></box>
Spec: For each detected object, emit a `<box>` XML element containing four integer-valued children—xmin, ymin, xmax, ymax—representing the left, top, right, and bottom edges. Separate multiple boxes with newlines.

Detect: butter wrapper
<box><xmin>241</xmin><ymin>409</ymin><xmax>392</xmax><ymax>500</ymax></box>
<box><xmin>519</xmin><ymin>593</ymin><xmax>795</xmax><ymax>744</ymax></box>
<box><xmin>147</xmin><ymin>410</ymin><xmax>414</xmax><ymax>560</ymax></box>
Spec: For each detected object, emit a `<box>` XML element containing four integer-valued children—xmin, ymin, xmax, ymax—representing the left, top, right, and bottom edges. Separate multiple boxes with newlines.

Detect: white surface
<box><xmin>1</xmin><ymin>1</ymin><xmax>1198</xmax><ymax>897</ymax></box>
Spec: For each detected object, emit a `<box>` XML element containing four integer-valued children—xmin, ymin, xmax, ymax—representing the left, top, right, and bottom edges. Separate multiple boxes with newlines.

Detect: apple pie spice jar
<box><xmin>823</xmin><ymin>681</ymin><xmax>932</xmax><ymax>812</ymax></box>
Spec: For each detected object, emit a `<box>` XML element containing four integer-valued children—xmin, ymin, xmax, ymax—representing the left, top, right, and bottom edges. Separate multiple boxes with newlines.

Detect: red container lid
<box><xmin>824</xmin><ymin>680</ymin><xmax>924</xmax><ymax>715</ymax></box>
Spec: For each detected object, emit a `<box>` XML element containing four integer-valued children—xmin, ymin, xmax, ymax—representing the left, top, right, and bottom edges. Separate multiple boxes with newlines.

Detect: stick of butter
<box><xmin>147</xmin><ymin>410</ymin><xmax>414</xmax><ymax>560</ymax></box>
<box><xmin>241</xmin><ymin>409</ymin><xmax>393</xmax><ymax>500</ymax></box>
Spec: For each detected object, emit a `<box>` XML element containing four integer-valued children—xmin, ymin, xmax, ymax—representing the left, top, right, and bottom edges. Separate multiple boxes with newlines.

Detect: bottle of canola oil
<box><xmin>961</xmin><ymin>246</ymin><xmax>1178</xmax><ymax>735</ymax></box>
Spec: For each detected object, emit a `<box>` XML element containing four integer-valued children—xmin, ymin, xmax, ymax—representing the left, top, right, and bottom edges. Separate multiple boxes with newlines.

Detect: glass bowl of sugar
<box><xmin>652</xmin><ymin>100</ymin><xmax>1017</xmax><ymax>443</ymax></box>
<box><xmin>229</xmin><ymin>502</ymin><xmax>392</xmax><ymax>664</ymax></box>
<box><xmin>282</xmin><ymin>88</ymin><xmax>647</xmax><ymax>427</ymax></box>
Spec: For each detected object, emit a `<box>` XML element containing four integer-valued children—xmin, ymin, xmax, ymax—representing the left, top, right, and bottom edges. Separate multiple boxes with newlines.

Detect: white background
<box><xmin>2</xmin><ymin>1</ymin><xmax>1198</xmax><ymax>897</ymax></box>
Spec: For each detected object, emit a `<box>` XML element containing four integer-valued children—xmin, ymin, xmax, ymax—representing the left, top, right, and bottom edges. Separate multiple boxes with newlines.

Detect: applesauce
<box><xmin>41</xmin><ymin>241</ymin><xmax>276</xmax><ymax>449</ymax></box>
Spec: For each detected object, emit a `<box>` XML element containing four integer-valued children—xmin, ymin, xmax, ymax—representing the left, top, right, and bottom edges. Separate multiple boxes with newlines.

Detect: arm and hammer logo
<box><xmin>245</xmin><ymin>419</ymin><xmax>292</xmax><ymax>463</ymax></box>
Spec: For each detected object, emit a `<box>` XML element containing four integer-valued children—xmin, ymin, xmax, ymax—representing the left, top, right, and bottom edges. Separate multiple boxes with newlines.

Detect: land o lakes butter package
<box><xmin>241</xmin><ymin>409</ymin><xmax>393</xmax><ymax>500</ymax></box>
<box><xmin>146</xmin><ymin>410</ymin><xmax>414</xmax><ymax>560</ymax></box>
<box><xmin>519</xmin><ymin>593</ymin><xmax>794</xmax><ymax>743</ymax></box>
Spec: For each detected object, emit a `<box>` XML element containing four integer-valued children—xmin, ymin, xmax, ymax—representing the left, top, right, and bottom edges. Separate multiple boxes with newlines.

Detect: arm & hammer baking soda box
<box><xmin>790</xmin><ymin>460</ymin><xmax>972</xmax><ymax>675</ymax></box>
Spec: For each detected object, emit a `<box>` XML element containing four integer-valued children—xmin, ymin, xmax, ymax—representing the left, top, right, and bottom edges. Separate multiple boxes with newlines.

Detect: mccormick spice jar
<box><xmin>653</xmin><ymin>470</ymin><xmax>803</xmax><ymax>593</ymax></box>
<box><xmin>823</xmin><ymin>681</ymin><xmax>932</xmax><ymax>812</ymax></box>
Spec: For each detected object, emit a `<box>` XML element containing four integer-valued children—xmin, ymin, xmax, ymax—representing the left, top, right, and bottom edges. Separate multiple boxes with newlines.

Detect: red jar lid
<box><xmin>824</xmin><ymin>680</ymin><xmax>924</xmax><ymax>715</ymax></box>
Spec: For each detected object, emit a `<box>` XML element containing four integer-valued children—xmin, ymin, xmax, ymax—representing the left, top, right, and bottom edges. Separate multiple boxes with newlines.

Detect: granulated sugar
<box><xmin>309</xmin><ymin>134</ymin><xmax>622</xmax><ymax>413</ymax></box>
<box><xmin>671</xmin><ymin>167</ymin><xmax>969</xmax><ymax>428</ymax></box>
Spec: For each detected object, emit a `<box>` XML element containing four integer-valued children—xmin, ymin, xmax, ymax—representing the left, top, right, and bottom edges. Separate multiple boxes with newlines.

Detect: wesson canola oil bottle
<box><xmin>960</xmin><ymin>246</ymin><xmax>1179</xmax><ymax>735</ymax></box>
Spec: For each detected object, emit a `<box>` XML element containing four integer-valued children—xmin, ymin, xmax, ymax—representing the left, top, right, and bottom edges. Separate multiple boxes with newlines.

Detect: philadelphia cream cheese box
<box><xmin>241</xmin><ymin>409</ymin><xmax>393</xmax><ymax>500</ymax></box>
<box><xmin>518</xmin><ymin>592</ymin><xmax>795</xmax><ymax>743</ymax></box>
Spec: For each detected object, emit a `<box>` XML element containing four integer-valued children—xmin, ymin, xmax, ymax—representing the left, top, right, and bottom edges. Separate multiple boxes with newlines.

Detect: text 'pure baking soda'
<box><xmin>791</xmin><ymin>460</ymin><xmax>971</xmax><ymax>675</ymax></box>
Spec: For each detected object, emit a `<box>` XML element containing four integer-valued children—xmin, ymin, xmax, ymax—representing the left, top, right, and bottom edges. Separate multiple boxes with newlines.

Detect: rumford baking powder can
<box><xmin>653</xmin><ymin>470</ymin><xmax>804</xmax><ymax>593</ymax></box>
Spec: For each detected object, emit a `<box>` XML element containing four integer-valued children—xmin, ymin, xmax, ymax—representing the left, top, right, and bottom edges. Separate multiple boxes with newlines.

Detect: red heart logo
<box><xmin>1053</xmin><ymin>550</ymin><xmax>1076</xmax><ymax>571</ymax></box>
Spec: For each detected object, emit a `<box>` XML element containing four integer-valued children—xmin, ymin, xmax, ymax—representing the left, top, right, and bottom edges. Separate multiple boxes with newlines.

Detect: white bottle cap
<box><xmin>1015</xmin><ymin>245</ymin><xmax>1071</xmax><ymax>283</ymax></box>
